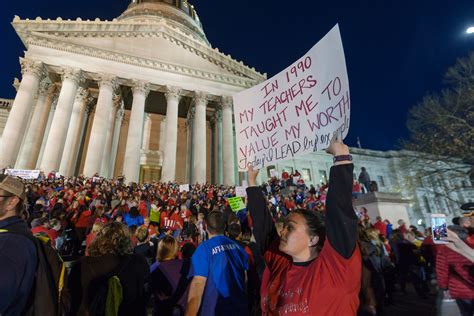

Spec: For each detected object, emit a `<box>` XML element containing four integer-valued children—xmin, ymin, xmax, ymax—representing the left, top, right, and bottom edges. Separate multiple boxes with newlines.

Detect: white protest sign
<box><xmin>233</xmin><ymin>24</ymin><xmax>350</xmax><ymax>171</ymax></box>
<box><xmin>270</xmin><ymin>170</ymin><xmax>279</xmax><ymax>178</ymax></box>
<box><xmin>235</xmin><ymin>186</ymin><xmax>247</xmax><ymax>197</ymax></box>
<box><xmin>4</xmin><ymin>169</ymin><xmax>40</xmax><ymax>180</ymax></box>
<box><xmin>179</xmin><ymin>184</ymin><xmax>190</xmax><ymax>192</ymax></box>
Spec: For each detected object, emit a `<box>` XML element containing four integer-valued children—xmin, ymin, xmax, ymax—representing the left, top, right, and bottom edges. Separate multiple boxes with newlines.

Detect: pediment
<box><xmin>12</xmin><ymin>18</ymin><xmax>266</xmax><ymax>83</ymax></box>
<box><xmin>52</xmin><ymin>35</ymin><xmax>235</xmax><ymax>76</ymax></box>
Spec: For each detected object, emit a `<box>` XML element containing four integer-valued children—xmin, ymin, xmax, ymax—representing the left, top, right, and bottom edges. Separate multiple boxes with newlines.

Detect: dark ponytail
<box><xmin>292</xmin><ymin>209</ymin><xmax>326</xmax><ymax>251</ymax></box>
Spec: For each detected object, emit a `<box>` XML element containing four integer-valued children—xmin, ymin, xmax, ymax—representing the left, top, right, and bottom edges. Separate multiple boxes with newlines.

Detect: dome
<box><xmin>118</xmin><ymin>0</ymin><xmax>209</xmax><ymax>45</ymax></box>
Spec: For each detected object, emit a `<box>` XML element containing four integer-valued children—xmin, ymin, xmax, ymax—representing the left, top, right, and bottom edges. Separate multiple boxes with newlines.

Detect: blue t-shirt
<box><xmin>123</xmin><ymin>214</ymin><xmax>144</xmax><ymax>227</ymax></box>
<box><xmin>190</xmin><ymin>235</ymin><xmax>249</xmax><ymax>316</ymax></box>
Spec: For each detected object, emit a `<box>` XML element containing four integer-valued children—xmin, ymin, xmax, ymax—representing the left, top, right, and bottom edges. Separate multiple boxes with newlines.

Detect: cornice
<box><xmin>13</xmin><ymin>16</ymin><xmax>266</xmax><ymax>82</ymax></box>
<box><xmin>22</xmin><ymin>32</ymin><xmax>259</xmax><ymax>89</ymax></box>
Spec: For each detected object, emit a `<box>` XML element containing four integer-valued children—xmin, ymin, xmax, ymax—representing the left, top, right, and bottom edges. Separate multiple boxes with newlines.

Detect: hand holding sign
<box><xmin>233</xmin><ymin>24</ymin><xmax>350</xmax><ymax>171</ymax></box>
<box><xmin>325</xmin><ymin>133</ymin><xmax>349</xmax><ymax>157</ymax></box>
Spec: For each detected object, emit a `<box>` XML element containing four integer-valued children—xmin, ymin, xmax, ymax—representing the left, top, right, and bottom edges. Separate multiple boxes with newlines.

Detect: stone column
<box><xmin>71</xmin><ymin>98</ymin><xmax>92</xmax><ymax>176</ymax></box>
<box><xmin>210</xmin><ymin>118</ymin><xmax>216</xmax><ymax>184</ymax></box>
<box><xmin>185</xmin><ymin>108</ymin><xmax>194</xmax><ymax>183</ymax></box>
<box><xmin>83</xmin><ymin>74</ymin><xmax>118</xmax><ymax>177</ymax></box>
<box><xmin>215</xmin><ymin>110</ymin><xmax>223</xmax><ymax>184</ymax></box>
<box><xmin>141</xmin><ymin>113</ymin><xmax>152</xmax><ymax>150</ymax></box>
<box><xmin>0</xmin><ymin>58</ymin><xmax>44</xmax><ymax>168</ymax></box>
<box><xmin>73</xmin><ymin>102</ymin><xmax>94</xmax><ymax>176</ymax></box>
<box><xmin>16</xmin><ymin>79</ymin><xmax>52</xmax><ymax>169</ymax></box>
<box><xmin>192</xmin><ymin>91</ymin><xmax>208</xmax><ymax>184</ymax></box>
<box><xmin>123</xmin><ymin>80</ymin><xmax>149</xmax><ymax>183</ymax></box>
<box><xmin>110</xmin><ymin>106</ymin><xmax>124</xmax><ymax>178</ymax></box>
<box><xmin>40</xmin><ymin>67</ymin><xmax>83</xmax><ymax>173</ymax></box>
<box><xmin>222</xmin><ymin>96</ymin><xmax>236</xmax><ymax>186</ymax></box>
<box><xmin>159</xmin><ymin>117</ymin><xmax>166</xmax><ymax>152</ymax></box>
<box><xmin>58</xmin><ymin>87</ymin><xmax>89</xmax><ymax>177</ymax></box>
<box><xmin>161</xmin><ymin>86</ymin><xmax>182</xmax><ymax>182</ymax></box>
<box><xmin>100</xmin><ymin>95</ymin><xmax>121</xmax><ymax>178</ymax></box>
<box><xmin>36</xmin><ymin>96</ymin><xmax>58</xmax><ymax>168</ymax></box>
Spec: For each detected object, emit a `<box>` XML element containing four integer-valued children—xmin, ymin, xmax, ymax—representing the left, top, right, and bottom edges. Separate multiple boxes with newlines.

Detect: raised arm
<box><xmin>325</xmin><ymin>136</ymin><xmax>358</xmax><ymax>259</ymax></box>
<box><xmin>247</xmin><ymin>167</ymin><xmax>278</xmax><ymax>256</ymax></box>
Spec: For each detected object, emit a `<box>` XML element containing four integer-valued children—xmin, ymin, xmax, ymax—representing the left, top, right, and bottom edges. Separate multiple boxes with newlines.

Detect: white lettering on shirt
<box><xmin>211</xmin><ymin>243</ymin><xmax>239</xmax><ymax>255</ymax></box>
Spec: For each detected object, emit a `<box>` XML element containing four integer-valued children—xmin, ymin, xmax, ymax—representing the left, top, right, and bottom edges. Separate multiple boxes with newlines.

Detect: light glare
<box><xmin>466</xmin><ymin>27</ymin><xmax>474</xmax><ymax>34</ymax></box>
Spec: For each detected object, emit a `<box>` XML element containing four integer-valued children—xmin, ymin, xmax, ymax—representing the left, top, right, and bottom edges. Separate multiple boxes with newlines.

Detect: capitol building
<box><xmin>0</xmin><ymin>0</ymin><xmax>473</xmax><ymax>225</ymax></box>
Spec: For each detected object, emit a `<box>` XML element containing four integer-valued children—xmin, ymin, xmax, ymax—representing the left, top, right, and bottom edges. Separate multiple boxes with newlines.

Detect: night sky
<box><xmin>1</xmin><ymin>0</ymin><xmax>473</xmax><ymax>151</ymax></box>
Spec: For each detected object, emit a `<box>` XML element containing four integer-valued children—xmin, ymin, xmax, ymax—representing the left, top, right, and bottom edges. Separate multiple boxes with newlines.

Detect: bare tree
<box><xmin>400</xmin><ymin>53</ymin><xmax>474</xmax><ymax>206</ymax></box>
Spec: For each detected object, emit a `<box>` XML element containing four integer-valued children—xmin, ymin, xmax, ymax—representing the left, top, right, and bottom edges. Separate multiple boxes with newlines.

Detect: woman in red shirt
<box><xmin>247</xmin><ymin>138</ymin><xmax>361</xmax><ymax>315</ymax></box>
<box><xmin>73</xmin><ymin>204</ymin><xmax>92</xmax><ymax>242</ymax></box>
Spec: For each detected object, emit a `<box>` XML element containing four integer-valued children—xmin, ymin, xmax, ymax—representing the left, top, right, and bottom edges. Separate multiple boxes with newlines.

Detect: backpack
<box><xmin>151</xmin><ymin>259</ymin><xmax>191</xmax><ymax>316</ymax></box>
<box><xmin>88</xmin><ymin>256</ymin><xmax>132</xmax><ymax>316</ymax></box>
<box><xmin>0</xmin><ymin>228</ymin><xmax>68</xmax><ymax>316</ymax></box>
<box><xmin>57</xmin><ymin>226</ymin><xmax>79</xmax><ymax>260</ymax></box>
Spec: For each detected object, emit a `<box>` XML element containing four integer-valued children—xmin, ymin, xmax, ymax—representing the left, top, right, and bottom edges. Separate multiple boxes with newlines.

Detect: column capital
<box><xmin>209</xmin><ymin>118</ymin><xmax>216</xmax><ymax>129</ymax></box>
<box><xmin>75</xmin><ymin>87</ymin><xmax>89</xmax><ymax>102</ymax></box>
<box><xmin>194</xmin><ymin>91</ymin><xmax>209</xmax><ymax>106</ymax></box>
<box><xmin>85</xmin><ymin>97</ymin><xmax>96</xmax><ymax>114</ymax></box>
<box><xmin>221</xmin><ymin>95</ymin><xmax>233</xmax><ymax>109</ymax></box>
<box><xmin>187</xmin><ymin>106</ymin><xmax>196</xmax><ymax>120</ymax></box>
<box><xmin>12</xmin><ymin>78</ymin><xmax>20</xmax><ymax>92</ymax></box>
<box><xmin>50</xmin><ymin>97</ymin><xmax>59</xmax><ymax>111</ymax></box>
<box><xmin>165</xmin><ymin>85</ymin><xmax>182</xmax><ymax>101</ymax></box>
<box><xmin>62</xmin><ymin>67</ymin><xmax>84</xmax><ymax>84</ymax></box>
<box><xmin>116</xmin><ymin>107</ymin><xmax>125</xmax><ymax>120</ymax></box>
<box><xmin>215</xmin><ymin>109</ymin><xmax>223</xmax><ymax>122</ymax></box>
<box><xmin>19</xmin><ymin>58</ymin><xmax>45</xmax><ymax>79</ymax></box>
<box><xmin>47</xmin><ymin>83</ymin><xmax>59</xmax><ymax>98</ymax></box>
<box><xmin>131</xmin><ymin>79</ymin><xmax>150</xmax><ymax>97</ymax></box>
<box><xmin>38</xmin><ymin>79</ymin><xmax>52</xmax><ymax>96</ymax></box>
<box><xmin>98</xmin><ymin>74</ymin><xmax>119</xmax><ymax>91</ymax></box>
<box><xmin>113</xmin><ymin>94</ymin><xmax>122</xmax><ymax>108</ymax></box>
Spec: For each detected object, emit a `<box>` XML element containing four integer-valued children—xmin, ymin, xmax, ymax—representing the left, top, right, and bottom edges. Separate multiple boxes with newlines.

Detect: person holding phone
<box><xmin>246</xmin><ymin>135</ymin><xmax>361</xmax><ymax>315</ymax></box>
<box><xmin>436</xmin><ymin>226</ymin><xmax>474</xmax><ymax>316</ymax></box>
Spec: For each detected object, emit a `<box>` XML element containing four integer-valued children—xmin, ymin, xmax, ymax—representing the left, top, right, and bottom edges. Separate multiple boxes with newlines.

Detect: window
<box><xmin>318</xmin><ymin>170</ymin><xmax>327</xmax><ymax>184</ymax></box>
<box><xmin>423</xmin><ymin>196</ymin><xmax>432</xmax><ymax>213</ymax></box>
<box><xmin>377</xmin><ymin>176</ymin><xmax>385</xmax><ymax>187</ymax></box>
<box><xmin>267</xmin><ymin>166</ymin><xmax>277</xmax><ymax>178</ymax></box>
<box><xmin>302</xmin><ymin>168</ymin><xmax>312</xmax><ymax>181</ymax></box>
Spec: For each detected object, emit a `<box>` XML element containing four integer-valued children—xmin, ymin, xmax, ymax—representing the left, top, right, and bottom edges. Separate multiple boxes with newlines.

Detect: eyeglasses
<box><xmin>0</xmin><ymin>195</ymin><xmax>14</xmax><ymax>198</ymax></box>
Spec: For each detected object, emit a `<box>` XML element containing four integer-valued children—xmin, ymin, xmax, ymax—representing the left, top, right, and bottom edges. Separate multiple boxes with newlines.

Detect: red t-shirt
<box><xmin>180</xmin><ymin>209</ymin><xmax>192</xmax><ymax>222</ymax></box>
<box><xmin>373</xmin><ymin>220</ymin><xmax>387</xmax><ymax>237</ymax></box>
<box><xmin>31</xmin><ymin>226</ymin><xmax>56</xmax><ymax>243</ymax></box>
<box><xmin>160</xmin><ymin>211</ymin><xmax>169</xmax><ymax>229</ymax></box>
<box><xmin>261</xmin><ymin>240</ymin><xmax>361</xmax><ymax>315</ymax></box>
<box><xmin>75</xmin><ymin>210</ymin><xmax>92</xmax><ymax>228</ymax></box>
<box><xmin>139</xmin><ymin>201</ymin><xmax>148</xmax><ymax>218</ymax></box>
<box><xmin>170</xmin><ymin>212</ymin><xmax>184</xmax><ymax>230</ymax></box>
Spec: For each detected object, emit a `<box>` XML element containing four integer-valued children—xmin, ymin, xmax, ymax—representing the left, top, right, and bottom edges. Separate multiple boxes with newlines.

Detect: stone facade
<box><xmin>256</xmin><ymin>148</ymin><xmax>474</xmax><ymax>225</ymax></box>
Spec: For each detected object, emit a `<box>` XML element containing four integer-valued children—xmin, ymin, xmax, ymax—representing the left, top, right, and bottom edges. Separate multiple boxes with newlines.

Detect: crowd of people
<box><xmin>1</xmin><ymin>139</ymin><xmax>473</xmax><ymax>316</ymax></box>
